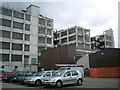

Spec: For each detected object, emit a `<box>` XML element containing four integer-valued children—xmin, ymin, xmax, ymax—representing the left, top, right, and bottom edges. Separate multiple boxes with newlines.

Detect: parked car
<box><xmin>17</xmin><ymin>72</ymin><xmax>35</xmax><ymax>84</ymax></box>
<box><xmin>24</xmin><ymin>70</ymin><xmax>58</xmax><ymax>86</ymax></box>
<box><xmin>12</xmin><ymin>72</ymin><xmax>34</xmax><ymax>83</ymax></box>
<box><xmin>59</xmin><ymin>67</ymin><xmax>84</xmax><ymax>78</ymax></box>
<box><xmin>2</xmin><ymin>72</ymin><xmax>26</xmax><ymax>82</ymax></box>
<box><xmin>42</xmin><ymin>70</ymin><xmax>83</xmax><ymax>88</ymax></box>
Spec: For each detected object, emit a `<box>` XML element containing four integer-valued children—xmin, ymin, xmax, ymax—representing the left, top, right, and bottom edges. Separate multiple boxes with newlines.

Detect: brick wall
<box><xmin>90</xmin><ymin>67</ymin><xmax>120</xmax><ymax>78</ymax></box>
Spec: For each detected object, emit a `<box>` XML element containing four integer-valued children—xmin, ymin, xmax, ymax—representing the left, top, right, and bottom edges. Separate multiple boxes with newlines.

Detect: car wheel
<box><xmin>77</xmin><ymin>79</ymin><xmax>82</xmax><ymax>85</ymax></box>
<box><xmin>55</xmin><ymin>81</ymin><xmax>62</xmax><ymax>88</ymax></box>
<box><xmin>35</xmin><ymin>80</ymin><xmax>41</xmax><ymax>86</ymax></box>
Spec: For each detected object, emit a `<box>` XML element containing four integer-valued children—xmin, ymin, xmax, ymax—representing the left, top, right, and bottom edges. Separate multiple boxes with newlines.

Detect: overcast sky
<box><xmin>2</xmin><ymin>0</ymin><xmax>119</xmax><ymax>47</ymax></box>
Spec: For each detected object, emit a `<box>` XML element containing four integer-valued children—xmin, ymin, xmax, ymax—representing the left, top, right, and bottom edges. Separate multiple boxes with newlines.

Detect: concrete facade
<box><xmin>0</xmin><ymin>5</ymin><xmax>53</xmax><ymax>72</ymax></box>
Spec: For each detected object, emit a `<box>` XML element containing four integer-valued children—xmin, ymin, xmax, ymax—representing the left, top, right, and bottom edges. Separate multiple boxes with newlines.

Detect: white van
<box><xmin>59</xmin><ymin>67</ymin><xmax>84</xmax><ymax>78</ymax></box>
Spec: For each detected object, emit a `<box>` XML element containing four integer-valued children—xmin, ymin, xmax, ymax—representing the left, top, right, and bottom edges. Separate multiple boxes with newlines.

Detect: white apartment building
<box><xmin>54</xmin><ymin>26</ymin><xmax>91</xmax><ymax>50</ymax></box>
<box><xmin>91</xmin><ymin>28</ymin><xmax>115</xmax><ymax>49</ymax></box>
<box><xmin>0</xmin><ymin>5</ymin><xmax>53</xmax><ymax>72</ymax></box>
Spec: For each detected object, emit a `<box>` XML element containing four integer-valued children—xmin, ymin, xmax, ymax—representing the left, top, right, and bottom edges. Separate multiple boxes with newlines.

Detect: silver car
<box><xmin>24</xmin><ymin>70</ymin><xmax>58</xmax><ymax>86</ymax></box>
<box><xmin>42</xmin><ymin>70</ymin><xmax>83</xmax><ymax>88</ymax></box>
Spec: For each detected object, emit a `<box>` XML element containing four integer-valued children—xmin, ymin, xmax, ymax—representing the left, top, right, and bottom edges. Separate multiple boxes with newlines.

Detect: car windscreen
<box><xmin>54</xmin><ymin>71</ymin><xmax>65</xmax><ymax>76</ymax></box>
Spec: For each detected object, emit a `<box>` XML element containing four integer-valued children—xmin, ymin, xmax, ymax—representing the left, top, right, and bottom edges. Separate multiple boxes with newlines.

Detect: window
<box><xmin>78</xmin><ymin>28</ymin><xmax>83</xmax><ymax>35</ymax></box>
<box><xmin>78</xmin><ymin>35</ymin><xmax>83</xmax><ymax>41</ymax></box>
<box><xmin>25</xmin><ymin>34</ymin><xmax>30</xmax><ymax>41</ymax></box>
<box><xmin>25</xmin><ymin>14</ymin><xmax>30</xmax><ymax>21</ymax></box>
<box><xmin>1</xmin><ymin>7</ymin><xmax>12</xmax><ymax>16</ymax></box>
<box><xmin>12</xmin><ymin>32</ymin><xmax>23</xmax><ymax>40</ymax></box>
<box><xmin>0</xmin><ymin>42</ymin><xmax>10</xmax><ymax>49</ymax></box>
<box><xmin>68</xmin><ymin>28</ymin><xmax>76</xmax><ymax>34</ymax></box>
<box><xmin>44</xmin><ymin>72</ymin><xmax>51</xmax><ymax>77</ymax></box>
<box><xmin>47</xmin><ymin>29</ymin><xmax>52</xmax><ymax>35</ymax></box>
<box><xmin>78</xmin><ymin>43</ymin><xmax>84</xmax><ymax>47</ymax></box>
<box><xmin>38</xmin><ymin>27</ymin><xmax>45</xmax><ymax>34</ymax></box>
<box><xmin>39</xmin><ymin>18</ymin><xmax>46</xmax><ymax>25</ymax></box>
<box><xmin>100</xmin><ymin>35</ymin><xmax>104</xmax><ymax>40</ymax></box>
<box><xmin>91</xmin><ymin>37</ymin><xmax>96</xmax><ymax>42</ymax></box>
<box><xmin>25</xmin><ymin>24</ymin><xmax>30</xmax><ymax>31</ymax></box>
<box><xmin>2</xmin><ymin>30</ymin><xmax>10</xmax><ymax>38</ymax></box>
<box><xmin>0</xmin><ymin>54</ymin><xmax>9</xmax><ymax>61</ymax></box>
<box><xmin>61</xmin><ymin>31</ymin><xmax>67</xmax><ymax>37</ymax></box>
<box><xmin>0</xmin><ymin>19</ymin><xmax>11</xmax><ymax>27</ymax></box>
<box><xmin>47</xmin><ymin>38</ymin><xmax>52</xmax><ymax>44</ymax></box>
<box><xmin>13</xmin><ymin>21</ymin><xmax>23</xmax><ymax>29</ymax></box>
<box><xmin>47</xmin><ymin>20</ymin><xmax>52</xmax><ymax>27</ymax></box>
<box><xmin>54</xmin><ymin>33</ymin><xmax>59</xmax><ymax>38</ymax></box>
<box><xmin>106</xmin><ymin>36</ymin><xmax>112</xmax><ymax>41</ymax></box>
<box><xmin>11</xmin><ymin>54</ymin><xmax>22</xmax><ymax>61</ymax></box>
<box><xmin>64</xmin><ymin>71</ymin><xmax>71</xmax><ymax>77</ymax></box>
<box><xmin>24</xmin><ymin>55</ymin><xmax>29</xmax><ymax>65</ymax></box>
<box><xmin>61</xmin><ymin>38</ymin><xmax>67</xmax><ymax>43</ymax></box>
<box><xmin>13</xmin><ymin>11</ymin><xmax>24</xmax><ymax>19</ymax></box>
<box><xmin>85</xmin><ymin>37</ymin><xmax>90</xmax><ymax>42</ymax></box>
<box><xmin>69</xmin><ymin>35</ymin><xmax>76</xmax><ymax>41</ymax></box>
<box><xmin>85</xmin><ymin>44</ymin><xmax>90</xmax><ymax>49</ymax></box>
<box><xmin>38</xmin><ymin>37</ymin><xmax>45</xmax><ymax>43</ymax></box>
<box><xmin>12</xmin><ymin>43</ymin><xmax>22</xmax><ymax>51</ymax></box>
<box><xmin>24</xmin><ymin>44</ymin><xmax>30</xmax><ymax>51</ymax></box>
<box><xmin>71</xmin><ymin>71</ymin><xmax>79</xmax><ymax>76</ymax></box>
<box><xmin>69</xmin><ymin>43</ymin><xmax>76</xmax><ymax>47</ymax></box>
<box><xmin>106</xmin><ymin>41</ymin><xmax>112</xmax><ymax>46</ymax></box>
<box><xmin>38</xmin><ymin>46</ymin><xmax>45</xmax><ymax>51</ymax></box>
<box><xmin>85</xmin><ymin>30</ymin><xmax>90</xmax><ymax>36</ymax></box>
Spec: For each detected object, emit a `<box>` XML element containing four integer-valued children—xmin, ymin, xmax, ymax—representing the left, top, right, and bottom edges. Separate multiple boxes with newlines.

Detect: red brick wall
<box><xmin>90</xmin><ymin>67</ymin><xmax>120</xmax><ymax>78</ymax></box>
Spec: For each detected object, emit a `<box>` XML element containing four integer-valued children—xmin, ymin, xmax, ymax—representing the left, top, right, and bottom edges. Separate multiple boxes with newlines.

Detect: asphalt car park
<box><xmin>1</xmin><ymin>77</ymin><xmax>119</xmax><ymax>89</ymax></box>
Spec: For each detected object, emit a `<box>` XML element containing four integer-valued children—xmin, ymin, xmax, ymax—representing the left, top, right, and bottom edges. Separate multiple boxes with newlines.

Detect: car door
<box><xmin>62</xmin><ymin>71</ymin><xmax>72</xmax><ymax>84</ymax></box>
<box><xmin>71</xmin><ymin>70</ymin><xmax>79</xmax><ymax>83</ymax></box>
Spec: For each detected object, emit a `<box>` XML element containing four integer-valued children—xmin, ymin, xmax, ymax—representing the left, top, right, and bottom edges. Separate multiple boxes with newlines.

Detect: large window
<box><xmin>38</xmin><ymin>46</ymin><xmax>45</xmax><ymax>51</ymax></box>
<box><xmin>106</xmin><ymin>41</ymin><xmax>112</xmax><ymax>46</ymax></box>
<box><xmin>25</xmin><ymin>14</ymin><xmax>30</xmax><ymax>21</ymax></box>
<box><xmin>12</xmin><ymin>32</ymin><xmax>23</xmax><ymax>40</ymax></box>
<box><xmin>24</xmin><ymin>44</ymin><xmax>30</xmax><ymax>51</ymax></box>
<box><xmin>13</xmin><ymin>21</ymin><xmax>23</xmax><ymax>29</ymax></box>
<box><xmin>61</xmin><ymin>31</ymin><xmax>67</xmax><ymax>37</ymax></box>
<box><xmin>25</xmin><ymin>24</ymin><xmax>30</xmax><ymax>31</ymax></box>
<box><xmin>11</xmin><ymin>54</ymin><xmax>22</xmax><ymax>61</ymax></box>
<box><xmin>39</xmin><ymin>18</ymin><xmax>46</xmax><ymax>25</ymax></box>
<box><xmin>1</xmin><ymin>7</ymin><xmax>12</xmax><ymax>16</ymax></box>
<box><xmin>47</xmin><ymin>29</ymin><xmax>52</xmax><ymax>35</ymax></box>
<box><xmin>0</xmin><ymin>19</ymin><xmax>11</xmax><ymax>27</ymax></box>
<box><xmin>1</xmin><ymin>54</ymin><xmax>9</xmax><ymax>61</ymax></box>
<box><xmin>47</xmin><ymin>38</ymin><xmax>52</xmax><ymax>44</ymax></box>
<box><xmin>13</xmin><ymin>11</ymin><xmax>24</xmax><ymax>19</ymax></box>
<box><xmin>78</xmin><ymin>28</ymin><xmax>83</xmax><ymax>35</ymax></box>
<box><xmin>0</xmin><ymin>42</ymin><xmax>10</xmax><ymax>49</ymax></box>
<box><xmin>78</xmin><ymin>43</ymin><xmax>84</xmax><ymax>47</ymax></box>
<box><xmin>25</xmin><ymin>34</ymin><xmax>30</xmax><ymax>41</ymax></box>
<box><xmin>2</xmin><ymin>30</ymin><xmax>10</xmax><ymax>38</ymax></box>
<box><xmin>12</xmin><ymin>43</ymin><xmax>22</xmax><ymax>51</ymax></box>
<box><xmin>85</xmin><ymin>30</ymin><xmax>90</xmax><ymax>36</ymax></box>
<box><xmin>85</xmin><ymin>44</ymin><xmax>90</xmax><ymax>49</ymax></box>
<box><xmin>68</xmin><ymin>28</ymin><xmax>76</xmax><ymax>34</ymax></box>
<box><xmin>38</xmin><ymin>37</ymin><xmax>45</xmax><ymax>43</ymax></box>
<box><xmin>85</xmin><ymin>37</ymin><xmax>90</xmax><ymax>42</ymax></box>
<box><xmin>47</xmin><ymin>20</ymin><xmax>52</xmax><ymax>27</ymax></box>
<box><xmin>61</xmin><ymin>38</ymin><xmax>67</xmax><ymax>43</ymax></box>
<box><xmin>54</xmin><ymin>33</ymin><xmax>59</xmax><ymax>38</ymax></box>
<box><xmin>69</xmin><ymin>35</ymin><xmax>76</xmax><ymax>41</ymax></box>
<box><xmin>78</xmin><ymin>35</ymin><xmax>83</xmax><ymax>41</ymax></box>
<box><xmin>99</xmin><ymin>35</ymin><xmax>104</xmax><ymax>40</ymax></box>
<box><xmin>38</xmin><ymin>27</ymin><xmax>45</xmax><ymax>34</ymax></box>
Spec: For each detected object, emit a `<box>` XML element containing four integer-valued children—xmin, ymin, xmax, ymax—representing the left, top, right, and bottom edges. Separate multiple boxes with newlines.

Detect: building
<box><xmin>54</xmin><ymin>26</ymin><xmax>91</xmax><ymax>50</ymax></box>
<box><xmin>89</xmin><ymin>48</ymin><xmax>120</xmax><ymax>78</ymax></box>
<box><xmin>41</xmin><ymin>45</ymin><xmax>76</xmax><ymax>70</ymax></box>
<box><xmin>91</xmin><ymin>28</ymin><xmax>115</xmax><ymax>50</ymax></box>
<box><xmin>0</xmin><ymin>5</ymin><xmax>53</xmax><ymax>72</ymax></box>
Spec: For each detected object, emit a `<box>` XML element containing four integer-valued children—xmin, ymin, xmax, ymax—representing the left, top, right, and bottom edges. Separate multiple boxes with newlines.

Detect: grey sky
<box><xmin>2</xmin><ymin>0</ymin><xmax>119</xmax><ymax>47</ymax></box>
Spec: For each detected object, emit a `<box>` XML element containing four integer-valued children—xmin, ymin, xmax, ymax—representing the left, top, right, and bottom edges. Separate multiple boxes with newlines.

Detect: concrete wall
<box><xmin>76</xmin><ymin>54</ymin><xmax>89</xmax><ymax>68</ymax></box>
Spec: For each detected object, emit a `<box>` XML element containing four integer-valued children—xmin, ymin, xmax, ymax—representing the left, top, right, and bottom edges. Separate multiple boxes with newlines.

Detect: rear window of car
<box><xmin>71</xmin><ymin>71</ymin><xmax>79</xmax><ymax>76</ymax></box>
